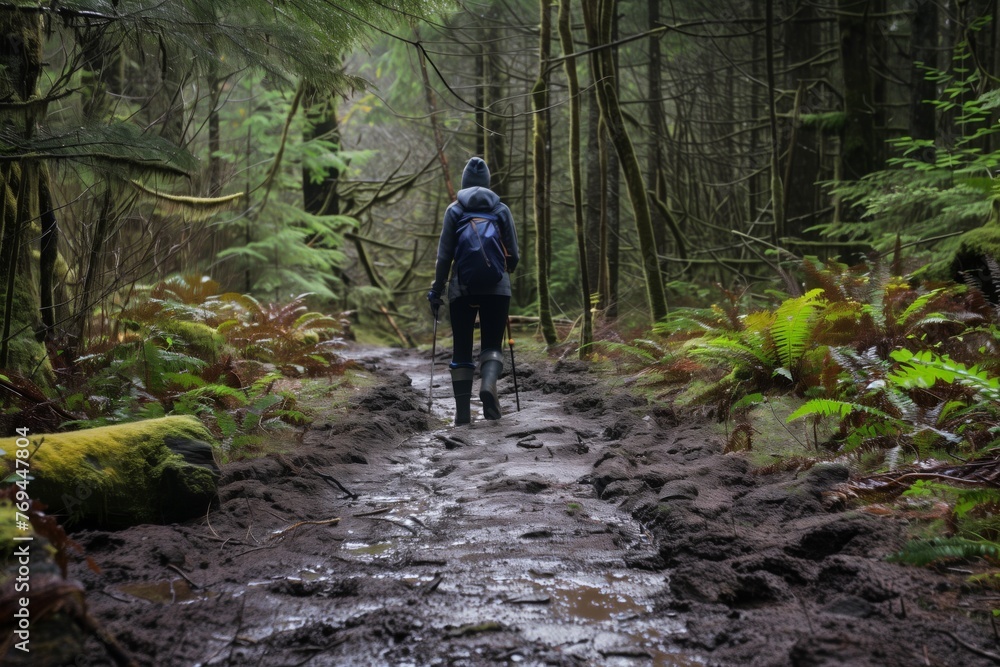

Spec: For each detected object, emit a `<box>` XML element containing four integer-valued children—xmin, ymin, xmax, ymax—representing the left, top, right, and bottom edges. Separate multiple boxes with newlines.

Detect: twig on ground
<box><xmin>364</xmin><ymin>516</ymin><xmax>420</xmax><ymax>535</ymax></box>
<box><xmin>422</xmin><ymin>574</ymin><xmax>443</xmax><ymax>595</ymax></box>
<box><xmin>309</xmin><ymin>466</ymin><xmax>360</xmax><ymax>500</ymax></box>
<box><xmin>942</xmin><ymin>631</ymin><xmax>1000</xmax><ymax>663</ymax></box>
<box><xmin>205</xmin><ymin>505</ymin><xmax>220</xmax><ymax>539</ymax></box>
<box><xmin>244</xmin><ymin>498</ymin><xmax>258</xmax><ymax>543</ymax></box>
<box><xmin>434</xmin><ymin>433</ymin><xmax>467</xmax><ymax>449</ymax></box>
<box><xmin>167</xmin><ymin>564</ymin><xmax>203</xmax><ymax>590</ymax></box>
<box><xmin>353</xmin><ymin>507</ymin><xmax>392</xmax><ymax>517</ymax></box>
<box><xmin>269</xmin><ymin>517</ymin><xmax>341</xmax><ymax>543</ymax></box>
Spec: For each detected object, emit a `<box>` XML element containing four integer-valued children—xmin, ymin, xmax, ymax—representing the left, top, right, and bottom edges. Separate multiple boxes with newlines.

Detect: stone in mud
<box><xmin>600</xmin><ymin>479</ymin><xmax>646</xmax><ymax>500</ymax></box>
<box><xmin>637</xmin><ymin>464</ymin><xmax>687</xmax><ymax>490</ymax></box>
<box><xmin>691</xmin><ymin>454</ymin><xmax>752</xmax><ymax>486</ymax></box>
<box><xmin>800</xmin><ymin>463</ymin><xmax>850</xmax><ymax>496</ymax></box>
<box><xmin>785</xmin><ymin>515</ymin><xmax>870</xmax><ymax>560</ymax></box>
<box><xmin>822</xmin><ymin>596</ymin><xmax>877</xmax><ymax>618</ymax></box>
<box><xmin>482</xmin><ymin>474</ymin><xmax>550</xmax><ymax>494</ymax></box>
<box><xmin>671</xmin><ymin>560</ymin><xmax>741</xmax><ymax>603</ymax></box>
<box><xmin>659</xmin><ymin>480</ymin><xmax>700</xmax><ymax>502</ymax></box>
<box><xmin>592</xmin><ymin>453</ymin><xmax>637</xmax><ymax>496</ymax></box>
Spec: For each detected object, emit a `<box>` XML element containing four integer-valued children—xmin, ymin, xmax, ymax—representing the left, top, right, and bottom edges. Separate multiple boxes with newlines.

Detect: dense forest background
<box><xmin>0</xmin><ymin>0</ymin><xmax>998</xmax><ymax>407</ymax></box>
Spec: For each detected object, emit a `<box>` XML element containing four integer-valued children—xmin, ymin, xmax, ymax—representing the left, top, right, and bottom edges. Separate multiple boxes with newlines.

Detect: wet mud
<box><xmin>53</xmin><ymin>347</ymin><xmax>999</xmax><ymax>666</ymax></box>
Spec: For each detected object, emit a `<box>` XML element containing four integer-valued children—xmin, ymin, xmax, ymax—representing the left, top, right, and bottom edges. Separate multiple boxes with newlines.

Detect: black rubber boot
<box><xmin>478</xmin><ymin>349</ymin><xmax>504</xmax><ymax>420</ymax></box>
<box><xmin>450</xmin><ymin>366</ymin><xmax>474</xmax><ymax>425</ymax></box>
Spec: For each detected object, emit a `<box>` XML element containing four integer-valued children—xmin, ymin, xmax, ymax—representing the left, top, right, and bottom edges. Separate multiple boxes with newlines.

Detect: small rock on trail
<box><xmin>48</xmin><ymin>346</ymin><xmax>998</xmax><ymax>667</ymax></box>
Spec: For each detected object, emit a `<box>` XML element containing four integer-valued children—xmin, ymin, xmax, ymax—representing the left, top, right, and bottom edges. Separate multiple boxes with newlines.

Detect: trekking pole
<box><xmin>507</xmin><ymin>317</ymin><xmax>521</xmax><ymax>411</ymax></box>
<box><xmin>429</xmin><ymin>314</ymin><xmax>439</xmax><ymax>412</ymax></box>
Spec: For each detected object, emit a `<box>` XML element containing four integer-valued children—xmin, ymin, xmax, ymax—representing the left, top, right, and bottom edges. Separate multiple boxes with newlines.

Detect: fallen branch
<box><xmin>309</xmin><ymin>466</ymin><xmax>360</xmax><ymax>500</ymax></box>
<box><xmin>167</xmin><ymin>564</ymin><xmax>203</xmax><ymax>590</ymax></box>
<box><xmin>434</xmin><ymin>433</ymin><xmax>467</xmax><ymax>449</ymax></box>
<box><xmin>269</xmin><ymin>517</ymin><xmax>341</xmax><ymax>543</ymax></box>
<box><xmin>942</xmin><ymin>630</ymin><xmax>1000</xmax><ymax>663</ymax></box>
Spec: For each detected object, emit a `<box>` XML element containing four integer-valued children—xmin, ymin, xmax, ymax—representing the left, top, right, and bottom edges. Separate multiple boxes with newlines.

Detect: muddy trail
<box><xmin>50</xmin><ymin>347</ymin><xmax>998</xmax><ymax>666</ymax></box>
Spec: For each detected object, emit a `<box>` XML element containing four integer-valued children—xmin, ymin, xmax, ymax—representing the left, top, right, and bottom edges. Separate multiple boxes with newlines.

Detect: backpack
<box><xmin>453</xmin><ymin>210</ymin><xmax>508</xmax><ymax>290</ymax></box>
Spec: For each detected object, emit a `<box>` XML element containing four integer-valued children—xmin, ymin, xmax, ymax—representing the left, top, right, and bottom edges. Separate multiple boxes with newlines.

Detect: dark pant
<box><xmin>449</xmin><ymin>295</ymin><xmax>510</xmax><ymax>367</ymax></box>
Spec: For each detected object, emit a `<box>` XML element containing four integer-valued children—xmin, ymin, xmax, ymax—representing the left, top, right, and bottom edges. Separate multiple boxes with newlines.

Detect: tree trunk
<box><xmin>782</xmin><ymin>0</ymin><xmax>823</xmax><ymax>234</ymax></box>
<box><xmin>584</xmin><ymin>0</ymin><xmax>667</xmax><ymax>323</ymax></box>
<box><xmin>533</xmin><ymin>0</ymin><xmax>558</xmax><ymax>345</ymax></box>
<box><xmin>301</xmin><ymin>82</ymin><xmax>341</xmax><ymax>217</ymax></box>
<box><xmin>558</xmin><ymin>0</ymin><xmax>592</xmax><ymax>356</ymax></box>
<box><xmin>837</xmin><ymin>0</ymin><xmax>878</xmax><ymax>182</ymax></box>
<box><xmin>909</xmin><ymin>0</ymin><xmax>938</xmax><ymax>146</ymax></box>
<box><xmin>483</xmin><ymin>4</ymin><xmax>508</xmax><ymax>198</ymax></box>
<box><xmin>0</xmin><ymin>12</ymin><xmax>47</xmax><ymax>380</ymax></box>
<box><xmin>647</xmin><ymin>0</ymin><xmax>668</xmax><ymax>262</ymax></box>
<box><xmin>766</xmin><ymin>0</ymin><xmax>785</xmax><ymax>244</ymax></box>
<box><xmin>585</xmin><ymin>89</ymin><xmax>603</xmax><ymax>300</ymax></box>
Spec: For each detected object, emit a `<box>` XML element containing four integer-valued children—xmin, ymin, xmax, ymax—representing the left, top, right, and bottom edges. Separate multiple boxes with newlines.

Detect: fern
<box><xmin>771</xmin><ymin>288</ymin><xmax>825</xmax><ymax>370</ymax></box>
<box><xmin>890</xmin><ymin>349</ymin><xmax>1000</xmax><ymax>401</ymax></box>
<box><xmin>787</xmin><ymin>398</ymin><xmax>895</xmax><ymax>422</ymax></box>
<box><xmin>889</xmin><ymin>536</ymin><xmax>1000</xmax><ymax>567</ymax></box>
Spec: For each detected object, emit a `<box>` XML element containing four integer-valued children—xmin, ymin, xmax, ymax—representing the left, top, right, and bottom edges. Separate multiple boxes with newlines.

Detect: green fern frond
<box><xmin>890</xmin><ymin>349</ymin><xmax>1000</xmax><ymax>401</ymax></box>
<box><xmin>787</xmin><ymin>398</ymin><xmax>895</xmax><ymax>423</ymax></box>
<box><xmin>771</xmin><ymin>289</ymin><xmax>826</xmax><ymax>368</ymax></box>
<box><xmin>889</xmin><ymin>536</ymin><xmax>1000</xmax><ymax>567</ymax></box>
<box><xmin>687</xmin><ymin>336</ymin><xmax>774</xmax><ymax>370</ymax></box>
<box><xmin>896</xmin><ymin>287</ymin><xmax>946</xmax><ymax>326</ymax></box>
<box><xmin>653</xmin><ymin>308</ymin><xmax>730</xmax><ymax>336</ymax></box>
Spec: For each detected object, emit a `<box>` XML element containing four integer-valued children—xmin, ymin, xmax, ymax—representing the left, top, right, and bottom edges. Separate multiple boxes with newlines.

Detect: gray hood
<box><xmin>456</xmin><ymin>186</ymin><xmax>500</xmax><ymax>213</ymax></box>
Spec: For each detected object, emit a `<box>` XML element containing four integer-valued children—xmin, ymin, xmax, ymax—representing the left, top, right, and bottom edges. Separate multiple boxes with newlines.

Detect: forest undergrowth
<box><xmin>598</xmin><ymin>255</ymin><xmax>1000</xmax><ymax>600</ymax></box>
<box><xmin>5</xmin><ymin>256</ymin><xmax>1000</xmax><ymax>625</ymax></box>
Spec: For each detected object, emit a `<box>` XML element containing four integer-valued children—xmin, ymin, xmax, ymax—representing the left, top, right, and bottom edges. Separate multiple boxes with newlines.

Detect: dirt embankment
<box><xmin>23</xmin><ymin>347</ymin><xmax>999</xmax><ymax>666</ymax></box>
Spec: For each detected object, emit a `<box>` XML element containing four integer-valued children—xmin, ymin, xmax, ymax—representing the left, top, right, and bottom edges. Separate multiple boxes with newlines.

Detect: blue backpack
<box><xmin>453</xmin><ymin>210</ymin><xmax>508</xmax><ymax>290</ymax></box>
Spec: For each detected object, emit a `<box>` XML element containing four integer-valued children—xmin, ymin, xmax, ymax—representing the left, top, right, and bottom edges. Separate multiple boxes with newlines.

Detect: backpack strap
<box><xmin>458</xmin><ymin>210</ymin><xmax>508</xmax><ymax>259</ymax></box>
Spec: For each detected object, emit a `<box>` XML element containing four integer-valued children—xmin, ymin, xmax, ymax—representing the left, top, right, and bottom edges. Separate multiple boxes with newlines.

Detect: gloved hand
<box><xmin>427</xmin><ymin>290</ymin><xmax>443</xmax><ymax>319</ymax></box>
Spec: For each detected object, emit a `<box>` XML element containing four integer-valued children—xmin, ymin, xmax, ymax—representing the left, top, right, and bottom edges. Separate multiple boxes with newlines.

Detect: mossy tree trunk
<box><xmin>302</xmin><ymin>81</ymin><xmax>342</xmax><ymax>217</ymax></box>
<box><xmin>533</xmin><ymin>0</ymin><xmax>558</xmax><ymax>345</ymax></box>
<box><xmin>583</xmin><ymin>0</ymin><xmax>667</xmax><ymax>323</ymax></box>
<box><xmin>0</xmin><ymin>12</ymin><xmax>48</xmax><ymax>382</ymax></box>
<box><xmin>557</xmin><ymin>0</ymin><xmax>592</xmax><ymax>356</ymax></box>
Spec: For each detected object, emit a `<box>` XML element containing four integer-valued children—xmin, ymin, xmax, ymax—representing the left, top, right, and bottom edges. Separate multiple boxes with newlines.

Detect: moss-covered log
<box><xmin>0</xmin><ymin>416</ymin><xmax>220</xmax><ymax>529</ymax></box>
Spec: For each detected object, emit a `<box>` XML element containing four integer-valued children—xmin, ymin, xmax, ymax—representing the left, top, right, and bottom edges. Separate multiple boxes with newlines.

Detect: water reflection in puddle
<box><xmin>118</xmin><ymin>579</ymin><xmax>214</xmax><ymax>604</ymax></box>
<box><xmin>341</xmin><ymin>540</ymin><xmax>395</xmax><ymax>557</ymax></box>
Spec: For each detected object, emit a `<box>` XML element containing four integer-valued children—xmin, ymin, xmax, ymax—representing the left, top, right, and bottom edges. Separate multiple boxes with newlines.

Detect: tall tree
<box><xmin>837</xmin><ymin>0</ymin><xmax>878</xmax><ymax>182</ymax></box>
<box><xmin>909</xmin><ymin>0</ymin><xmax>938</xmax><ymax>145</ymax></box>
<box><xmin>583</xmin><ymin>0</ymin><xmax>667</xmax><ymax>322</ymax></box>
<box><xmin>0</xmin><ymin>0</ymin><xmax>434</xmax><ymax>379</ymax></box>
<box><xmin>533</xmin><ymin>0</ymin><xmax>558</xmax><ymax>345</ymax></box>
<box><xmin>557</xmin><ymin>0</ymin><xmax>592</xmax><ymax>355</ymax></box>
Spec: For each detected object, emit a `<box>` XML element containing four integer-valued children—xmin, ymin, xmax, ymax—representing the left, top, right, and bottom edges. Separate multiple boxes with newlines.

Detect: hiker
<box><xmin>428</xmin><ymin>157</ymin><xmax>519</xmax><ymax>425</ymax></box>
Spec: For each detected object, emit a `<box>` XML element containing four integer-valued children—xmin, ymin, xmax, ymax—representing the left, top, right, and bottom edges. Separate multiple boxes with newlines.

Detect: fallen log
<box><xmin>0</xmin><ymin>415</ymin><xmax>220</xmax><ymax>529</ymax></box>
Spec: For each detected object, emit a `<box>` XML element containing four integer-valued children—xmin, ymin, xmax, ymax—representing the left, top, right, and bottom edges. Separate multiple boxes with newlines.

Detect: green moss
<box><xmin>955</xmin><ymin>223</ymin><xmax>1000</xmax><ymax>260</ymax></box>
<box><xmin>161</xmin><ymin>320</ymin><xmax>224</xmax><ymax>362</ymax></box>
<box><xmin>2</xmin><ymin>272</ymin><xmax>52</xmax><ymax>387</ymax></box>
<box><xmin>799</xmin><ymin>111</ymin><xmax>846</xmax><ymax>133</ymax></box>
<box><xmin>0</xmin><ymin>416</ymin><xmax>218</xmax><ymax>527</ymax></box>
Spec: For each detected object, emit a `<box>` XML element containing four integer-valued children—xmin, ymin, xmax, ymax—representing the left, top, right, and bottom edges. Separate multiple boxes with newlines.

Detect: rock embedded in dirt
<box><xmin>658</xmin><ymin>479</ymin><xmax>700</xmax><ymax>501</ymax></box>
